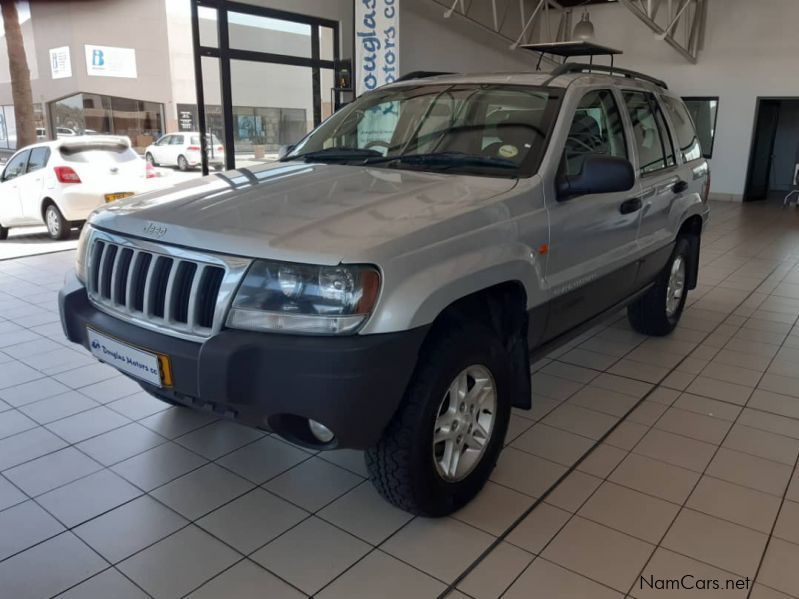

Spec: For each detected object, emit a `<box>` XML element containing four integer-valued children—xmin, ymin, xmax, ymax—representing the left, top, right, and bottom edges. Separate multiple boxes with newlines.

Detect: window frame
<box><xmin>621</xmin><ymin>89</ymin><xmax>678</xmax><ymax>177</ymax></box>
<box><xmin>26</xmin><ymin>147</ymin><xmax>51</xmax><ymax>174</ymax></box>
<box><xmin>2</xmin><ymin>149</ymin><xmax>31</xmax><ymax>181</ymax></box>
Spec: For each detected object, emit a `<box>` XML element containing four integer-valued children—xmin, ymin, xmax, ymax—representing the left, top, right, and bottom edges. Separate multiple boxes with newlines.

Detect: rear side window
<box><xmin>562</xmin><ymin>89</ymin><xmax>628</xmax><ymax>177</ymax></box>
<box><xmin>27</xmin><ymin>147</ymin><xmax>51</xmax><ymax>173</ymax></box>
<box><xmin>170</xmin><ymin>135</ymin><xmax>184</xmax><ymax>145</ymax></box>
<box><xmin>623</xmin><ymin>91</ymin><xmax>676</xmax><ymax>175</ymax></box>
<box><xmin>661</xmin><ymin>95</ymin><xmax>702</xmax><ymax>162</ymax></box>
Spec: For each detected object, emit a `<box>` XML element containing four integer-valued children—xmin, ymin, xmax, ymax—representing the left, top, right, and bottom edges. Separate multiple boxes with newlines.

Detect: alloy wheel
<box><xmin>666</xmin><ymin>255</ymin><xmax>686</xmax><ymax>317</ymax></box>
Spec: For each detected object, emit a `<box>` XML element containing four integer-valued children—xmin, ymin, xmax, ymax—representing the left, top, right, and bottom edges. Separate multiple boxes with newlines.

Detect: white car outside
<box><xmin>0</xmin><ymin>136</ymin><xmax>161</xmax><ymax>240</ymax></box>
<box><xmin>145</xmin><ymin>132</ymin><xmax>225</xmax><ymax>171</ymax></box>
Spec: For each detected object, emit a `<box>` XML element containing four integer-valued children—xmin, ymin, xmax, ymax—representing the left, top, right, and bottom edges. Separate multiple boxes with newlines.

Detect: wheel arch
<box><xmin>678</xmin><ymin>214</ymin><xmax>703</xmax><ymax>290</ymax></box>
<box><xmin>40</xmin><ymin>196</ymin><xmax>57</xmax><ymax>221</ymax></box>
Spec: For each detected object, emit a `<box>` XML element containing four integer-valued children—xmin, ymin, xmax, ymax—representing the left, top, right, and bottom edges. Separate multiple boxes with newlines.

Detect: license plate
<box><xmin>87</xmin><ymin>328</ymin><xmax>171</xmax><ymax>388</ymax></box>
<box><xmin>105</xmin><ymin>192</ymin><xmax>134</xmax><ymax>203</ymax></box>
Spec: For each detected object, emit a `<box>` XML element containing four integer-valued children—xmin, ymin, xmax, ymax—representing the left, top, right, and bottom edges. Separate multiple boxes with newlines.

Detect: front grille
<box><xmin>86</xmin><ymin>232</ymin><xmax>250</xmax><ymax>339</ymax></box>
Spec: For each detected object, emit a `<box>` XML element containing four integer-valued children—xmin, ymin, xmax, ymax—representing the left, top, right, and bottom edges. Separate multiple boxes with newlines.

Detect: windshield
<box><xmin>287</xmin><ymin>84</ymin><xmax>560</xmax><ymax>177</ymax></box>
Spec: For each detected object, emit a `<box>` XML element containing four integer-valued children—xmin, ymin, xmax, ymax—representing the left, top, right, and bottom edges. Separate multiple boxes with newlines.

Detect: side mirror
<box><xmin>557</xmin><ymin>155</ymin><xmax>635</xmax><ymax>200</ymax></box>
<box><xmin>277</xmin><ymin>145</ymin><xmax>295</xmax><ymax>161</ymax></box>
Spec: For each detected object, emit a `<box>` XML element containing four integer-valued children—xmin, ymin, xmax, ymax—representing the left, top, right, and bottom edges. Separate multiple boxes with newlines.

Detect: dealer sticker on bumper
<box><xmin>87</xmin><ymin>328</ymin><xmax>163</xmax><ymax>388</ymax></box>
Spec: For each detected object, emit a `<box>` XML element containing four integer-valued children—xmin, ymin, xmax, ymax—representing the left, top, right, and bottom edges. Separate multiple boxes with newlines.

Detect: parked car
<box><xmin>0</xmin><ymin>136</ymin><xmax>161</xmax><ymax>240</ymax></box>
<box><xmin>60</xmin><ymin>66</ymin><xmax>709</xmax><ymax>515</ymax></box>
<box><xmin>145</xmin><ymin>132</ymin><xmax>225</xmax><ymax>171</ymax></box>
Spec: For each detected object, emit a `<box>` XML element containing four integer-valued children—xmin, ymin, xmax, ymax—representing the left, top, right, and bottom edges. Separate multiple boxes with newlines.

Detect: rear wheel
<box><xmin>44</xmin><ymin>204</ymin><xmax>70</xmax><ymax>240</ymax></box>
<box><xmin>628</xmin><ymin>236</ymin><xmax>692</xmax><ymax>336</ymax></box>
<box><xmin>177</xmin><ymin>155</ymin><xmax>189</xmax><ymax>171</ymax></box>
<box><xmin>0</xmin><ymin>224</ymin><xmax>8</xmax><ymax>240</ymax></box>
<box><xmin>366</xmin><ymin>321</ymin><xmax>511</xmax><ymax>516</ymax></box>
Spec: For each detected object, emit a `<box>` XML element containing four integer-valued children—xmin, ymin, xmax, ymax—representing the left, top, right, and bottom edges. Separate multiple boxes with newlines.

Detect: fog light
<box><xmin>308</xmin><ymin>419</ymin><xmax>335</xmax><ymax>443</ymax></box>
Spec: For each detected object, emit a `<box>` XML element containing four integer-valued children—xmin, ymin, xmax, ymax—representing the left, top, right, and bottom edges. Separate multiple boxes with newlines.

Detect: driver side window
<box><xmin>2</xmin><ymin>150</ymin><xmax>30</xmax><ymax>182</ymax></box>
<box><xmin>562</xmin><ymin>89</ymin><xmax>628</xmax><ymax>177</ymax></box>
<box><xmin>156</xmin><ymin>135</ymin><xmax>170</xmax><ymax>146</ymax></box>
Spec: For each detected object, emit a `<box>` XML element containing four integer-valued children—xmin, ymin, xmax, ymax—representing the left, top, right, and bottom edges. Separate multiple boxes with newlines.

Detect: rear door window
<box><xmin>622</xmin><ymin>91</ymin><xmax>676</xmax><ymax>175</ymax></box>
<box><xmin>170</xmin><ymin>135</ymin><xmax>185</xmax><ymax>145</ymax></box>
<box><xmin>26</xmin><ymin>147</ymin><xmax>51</xmax><ymax>173</ymax></box>
<box><xmin>562</xmin><ymin>89</ymin><xmax>628</xmax><ymax>177</ymax></box>
<box><xmin>661</xmin><ymin>95</ymin><xmax>702</xmax><ymax>162</ymax></box>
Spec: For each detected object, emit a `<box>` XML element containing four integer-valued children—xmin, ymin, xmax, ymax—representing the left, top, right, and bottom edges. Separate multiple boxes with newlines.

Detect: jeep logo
<box><xmin>143</xmin><ymin>222</ymin><xmax>168</xmax><ymax>239</ymax></box>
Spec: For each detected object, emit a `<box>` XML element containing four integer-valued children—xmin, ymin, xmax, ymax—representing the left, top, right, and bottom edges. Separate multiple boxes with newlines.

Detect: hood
<box><xmin>89</xmin><ymin>161</ymin><xmax>518</xmax><ymax>265</ymax></box>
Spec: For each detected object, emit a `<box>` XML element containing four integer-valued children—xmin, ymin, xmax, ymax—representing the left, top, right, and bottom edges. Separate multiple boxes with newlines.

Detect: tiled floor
<box><xmin>1</xmin><ymin>200</ymin><xmax>799</xmax><ymax>598</ymax></box>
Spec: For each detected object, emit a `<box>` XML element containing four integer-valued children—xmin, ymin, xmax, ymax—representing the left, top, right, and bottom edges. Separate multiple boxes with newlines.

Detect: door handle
<box><xmin>619</xmin><ymin>197</ymin><xmax>643</xmax><ymax>214</ymax></box>
<box><xmin>672</xmin><ymin>180</ymin><xmax>689</xmax><ymax>194</ymax></box>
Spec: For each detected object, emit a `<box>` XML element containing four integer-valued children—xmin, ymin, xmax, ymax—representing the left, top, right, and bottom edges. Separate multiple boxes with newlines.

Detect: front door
<box><xmin>20</xmin><ymin>146</ymin><xmax>50</xmax><ymax>221</ymax></box>
<box><xmin>544</xmin><ymin>88</ymin><xmax>641</xmax><ymax>341</ymax></box>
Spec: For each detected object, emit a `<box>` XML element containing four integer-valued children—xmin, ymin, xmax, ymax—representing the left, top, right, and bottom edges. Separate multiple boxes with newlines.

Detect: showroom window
<box><xmin>683</xmin><ymin>96</ymin><xmax>719</xmax><ymax>159</ymax></box>
<box><xmin>49</xmin><ymin>93</ymin><xmax>164</xmax><ymax>151</ymax></box>
<box><xmin>623</xmin><ymin>91</ymin><xmax>677</xmax><ymax>174</ymax></box>
<box><xmin>661</xmin><ymin>95</ymin><xmax>703</xmax><ymax>162</ymax></box>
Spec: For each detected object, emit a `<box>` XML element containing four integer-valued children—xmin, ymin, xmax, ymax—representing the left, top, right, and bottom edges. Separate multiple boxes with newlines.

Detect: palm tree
<box><xmin>1</xmin><ymin>0</ymin><xmax>35</xmax><ymax>148</ymax></box>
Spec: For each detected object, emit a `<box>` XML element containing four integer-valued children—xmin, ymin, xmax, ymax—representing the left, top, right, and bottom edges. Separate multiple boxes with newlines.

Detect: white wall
<box><xmin>570</xmin><ymin>0</ymin><xmax>799</xmax><ymax>199</ymax></box>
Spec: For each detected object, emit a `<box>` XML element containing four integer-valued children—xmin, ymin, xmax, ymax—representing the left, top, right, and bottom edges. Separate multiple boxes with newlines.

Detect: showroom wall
<box><xmin>566</xmin><ymin>0</ymin><xmax>799</xmax><ymax>199</ymax></box>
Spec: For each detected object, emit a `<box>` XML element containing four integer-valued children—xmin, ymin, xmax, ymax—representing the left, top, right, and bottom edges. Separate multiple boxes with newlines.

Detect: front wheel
<box><xmin>628</xmin><ymin>236</ymin><xmax>692</xmax><ymax>336</ymax></box>
<box><xmin>145</xmin><ymin>152</ymin><xmax>158</xmax><ymax>167</ymax></box>
<box><xmin>366</xmin><ymin>321</ymin><xmax>511</xmax><ymax>516</ymax></box>
<box><xmin>45</xmin><ymin>204</ymin><xmax>70</xmax><ymax>240</ymax></box>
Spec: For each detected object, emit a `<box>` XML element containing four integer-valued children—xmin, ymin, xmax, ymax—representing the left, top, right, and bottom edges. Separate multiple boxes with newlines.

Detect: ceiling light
<box><xmin>573</xmin><ymin>10</ymin><xmax>595</xmax><ymax>41</ymax></box>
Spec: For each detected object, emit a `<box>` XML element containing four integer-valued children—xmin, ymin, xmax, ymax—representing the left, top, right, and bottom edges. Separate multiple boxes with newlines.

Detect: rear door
<box><xmin>621</xmin><ymin>90</ymin><xmax>682</xmax><ymax>278</ymax></box>
<box><xmin>544</xmin><ymin>88</ymin><xmax>641</xmax><ymax>341</ymax></box>
<box><xmin>0</xmin><ymin>150</ymin><xmax>31</xmax><ymax>225</ymax></box>
<box><xmin>20</xmin><ymin>146</ymin><xmax>50</xmax><ymax>221</ymax></box>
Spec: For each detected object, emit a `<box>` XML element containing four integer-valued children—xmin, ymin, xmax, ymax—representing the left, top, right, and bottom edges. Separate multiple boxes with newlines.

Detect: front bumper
<box><xmin>59</xmin><ymin>273</ymin><xmax>427</xmax><ymax>449</ymax></box>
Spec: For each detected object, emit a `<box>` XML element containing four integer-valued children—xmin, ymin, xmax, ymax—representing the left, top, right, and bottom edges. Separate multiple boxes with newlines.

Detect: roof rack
<box><xmin>394</xmin><ymin>71</ymin><xmax>454</xmax><ymax>82</ymax></box>
<box><xmin>547</xmin><ymin>62</ymin><xmax>668</xmax><ymax>89</ymax></box>
<box><xmin>521</xmin><ymin>41</ymin><xmax>622</xmax><ymax>70</ymax></box>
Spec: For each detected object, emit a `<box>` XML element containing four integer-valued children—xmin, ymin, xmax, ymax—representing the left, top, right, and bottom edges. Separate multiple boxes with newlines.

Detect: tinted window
<box><xmin>562</xmin><ymin>89</ymin><xmax>628</xmax><ymax>176</ymax></box>
<box><xmin>683</xmin><ymin>97</ymin><xmax>718</xmax><ymax>159</ymax></box>
<box><xmin>623</xmin><ymin>91</ymin><xmax>676</xmax><ymax>174</ymax></box>
<box><xmin>662</xmin><ymin>95</ymin><xmax>702</xmax><ymax>162</ymax></box>
<box><xmin>27</xmin><ymin>147</ymin><xmax>50</xmax><ymax>173</ymax></box>
<box><xmin>2</xmin><ymin>150</ymin><xmax>30</xmax><ymax>181</ymax></box>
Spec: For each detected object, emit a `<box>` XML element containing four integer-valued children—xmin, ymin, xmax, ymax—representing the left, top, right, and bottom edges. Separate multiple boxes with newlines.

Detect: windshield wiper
<box><xmin>286</xmin><ymin>147</ymin><xmax>384</xmax><ymax>163</ymax></box>
<box><xmin>363</xmin><ymin>151</ymin><xmax>518</xmax><ymax>170</ymax></box>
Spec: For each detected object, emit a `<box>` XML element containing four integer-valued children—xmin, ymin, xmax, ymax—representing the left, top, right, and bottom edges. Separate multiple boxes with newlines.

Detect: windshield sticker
<box><xmin>498</xmin><ymin>145</ymin><xmax>519</xmax><ymax>159</ymax></box>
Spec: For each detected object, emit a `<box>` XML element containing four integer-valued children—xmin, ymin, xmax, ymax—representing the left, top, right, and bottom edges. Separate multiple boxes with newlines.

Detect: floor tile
<box><xmin>578</xmin><ymin>481</ymin><xmax>680</xmax><ymax>543</ymax></box>
<box><xmin>197</xmin><ymin>488</ymin><xmax>307</xmax><ymax>554</ymax></box>
<box><xmin>215</xmin><ymin>435</ymin><xmax>311</xmax><ymax>484</ymax></box>
<box><xmin>0</xmin><ymin>426</ymin><xmax>67</xmax><ymax>471</ymax></box>
<box><xmin>490</xmin><ymin>447</ymin><xmax>567</xmax><ymax>498</ymax></box>
<box><xmin>187</xmin><ymin>559</ymin><xmax>306</xmax><ymax>599</ymax></box>
<box><xmin>137</xmin><ymin>406</ymin><xmax>218</xmax><ymax>439</ymax></box>
<box><xmin>74</xmin><ymin>494</ymin><xmax>188</xmax><ymax>563</ymax></box>
<box><xmin>706</xmin><ymin>448</ymin><xmax>793</xmax><ymax>496</ymax></box>
<box><xmin>316</xmin><ymin>549</ymin><xmax>445</xmax><ymax>599</ymax></box>
<box><xmin>757</xmin><ymin>538</ymin><xmax>799</xmax><ymax>597</ymax></box>
<box><xmin>251</xmin><ymin>516</ymin><xmax>370</xmax><ymax>595</ymax></box>
<box><xmin>605</xmin><ymin>420</ymin><xmax>649</xmax><ymax>450</ymax></box>
<box><xmin>106</xmin><ymin>391</ymin><xmax>171</xmax><ymax>420</ymax></box>
<box><xmin>18</xmin><ymin>391</ymin><xmax>98</xmax><ymax>425</ymax></box>
<box><xmin>633</xmin><ymin>428</ymin><xmax>717</xmax><ymax>473</ymax></box>
<box><xmin>37</xmin><ymin>469</ymin><xmax>142</xmax><ymax>527</ymax></box>
<box><xmin>175</xmin><ymin>420</ymin><xmax>264</xmax><ymax>460</ymax></box>
<box><xmin>662</xmin><ymin>508</ymin><xmax>768</xmax><ymax>577</ymax></box>
<box><xmin>150</xmin><ymin>462</ymin><xmax>253</xmax><ymax>520</ymax></box>
<box><xmin>0</xmin><ymin>473</ymin><xmax>26</xmax><ymax>511</ymax></box>
<box><xmin>3</xmin><ymin>446</ymin><xmax>102</xmax><ymax>497</ymax></box>
<box><xmin>382</xmin><ymin>516</ymin><xmax>494</xmax><ymax>584</ymax></box>
<box><xmin>687</xmin><ymin>475</ymin><xmax>782</xmax><ymax>533</ymax></box>
<box><xmin>319</xmin><ymin>449</ymin><xmax>369</xmax><ymax>478</ymax></box>
<box><xmin>55</xmin><ymin>568</ymin><xmax>150</xmax><ymax>599</ymax></box>
<box><xmin>0</xmin><ymin>500</ymin><xmax>65</xmax><ymax>561</ymax></box>
<box><xmin>722</xmin><ymin>424</ymin><xmax>799</xmax><ymax>465</ymax></box>
<box><xmin>610</xmin><ymin>452</ymin><xmax>700</xmax><ymax>505</ymax></box>
<box><xmin>542</xmin><ymin>516</ymin><xmax>654</xmax><ymax>592</ymax></box>
<box><xmin>672</xmin><ymin>392</ymin><xmax>742</xmax><ymax>421</ymax></box>
<box><xmin>773</xmin><ymin>500</ymin><xmax>799</xmax><ymax>545</ymax></box>
<box><xmin>264</xmin><ymin>456</ymin><xmax>362</xmax><ymax>512</ymax></box>
<box><xmin>576</xmin><ymin>443</ymin><xmax>628</xmax><ymax>478</ymax></box>
<box><xmin>738</xmin><ymin>408</ymin><xmax>799</xmax><ymax>440</ymax></box>
<box><xmin>511</xmin><ymin>423</ymin><xmax>595</xmax><ymax>466</ymax></box>
<box><xmin>685</xmin><ymin>376</ymin><xmax>754</xmax><ymax>405</ymax></box>
<box><xmin>655</xmin><ymin>406</ymin><xmax>732</xmax><ymax>444</ymax></box>
<box><xmin>542</xmin><ymin>403</ymin><xmax>618</xmax><ymax>439</ymax></box>
<box><xmin>118</xmin><ymin>525</ymin><xmax>240</xmax><ymax>599</ymax></box>
<box><xmin>45</xmin><ymin>405</ymin><xmax>130</xmax><ymax>444</ymax></box>
<box><xmin>504</xmin><ymin>557</ymin><xmax>623</xmax><ymax>599</ymax></box>
<box><xmin>0</xmin><ymin>378</ymin><xmax>71</xmax><ymax>407</ymax></box>
<box><xmin>545</xmin><ymin>470</ymin><xmax>603</xmax><ymax>513</ymax></box>
<box><xmin>0</xmin><ymin>409</ymin><xmax>37</xmax><ymax>439</ymax></box>
<box><xmin>76</xmin><ymin>422</ymin><xmax>166</xmax><ymax>466</ymax></box>
<box><xmin>457</xmin><ymin>541</ymin><xmax>533</xmax><ymax>599</ymax></box>
<box><xmin>506</xmin><ymin>502</ymin><xmax>571</xmax><ymax>554</ymax></box>
<box><xmin>0</xmin><ymin>532</ymin><xmax>107</xmax><ymax>599</ymax></box>
<box><xmin>111</xmin><ymin>441</ymin><xmax>207</xmax><ymax>491</ymax></box>
<box><xmin>318</xmin><ymin>481</ymin><xmax>413</xmax><ymax>545</ymax></box>
<box><xmin>79</xmin><ymin>377</ymin><xmax>144</xmax><ymax>404</ymax></box>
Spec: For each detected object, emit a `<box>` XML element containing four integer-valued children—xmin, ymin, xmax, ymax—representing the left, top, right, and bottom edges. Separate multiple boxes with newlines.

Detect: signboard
<box><xmin>49</xmin><ymin>46</ymin><xmax>72</xmax><ymax>79</ymax></box>
<box><xmin>84</xmin><ymin>45</ymin><xmax>137</xmax><ymax>78</ymax></box>
<box><xmin>355</xmin><ymin>0</ymin><xmax>399</xmax><ymax>96</ymax></box>
<box><xmin>178</xmin><ymin>109</ymin><xmax>195</xmax><ymax>132</ymax></box>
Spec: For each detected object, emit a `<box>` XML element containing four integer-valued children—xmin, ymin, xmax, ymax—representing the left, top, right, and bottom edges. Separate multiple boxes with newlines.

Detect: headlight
<box><xmin>75</xmin><ymin>225</ymin><xmax>92</xmax><ymax>283</ymax></box>
<box><xmin>226</xmin><ymin>260</ymin><xmax>381</xmax><ymax>335</ymax></box>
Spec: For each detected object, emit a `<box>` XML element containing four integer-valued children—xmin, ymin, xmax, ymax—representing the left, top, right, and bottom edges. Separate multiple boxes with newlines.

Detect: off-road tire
<box><xmin>628</xmin><ymin>236</ymin><xmax>692</xmax><ymax>336</ymax></box>
<box><xmin>365</xmin><ymin>321</ymin><xmax>511</xmax><ymax>516</ymax></box>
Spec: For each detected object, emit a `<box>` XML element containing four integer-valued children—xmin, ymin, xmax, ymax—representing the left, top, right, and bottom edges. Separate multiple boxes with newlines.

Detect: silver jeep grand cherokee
<box><xmin>60</xmin><ymin>65</ymin><xmax>709</xmax><ymax>516</ymax></box>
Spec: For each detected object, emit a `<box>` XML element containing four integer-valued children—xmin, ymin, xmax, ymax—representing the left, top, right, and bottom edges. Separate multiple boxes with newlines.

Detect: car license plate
<box><xmin>87</xmin><ymin>328</ymin><xmax>171</xmax><ymax>388</ymax></box>
<box><xmin>105</xmin><ymin>192</ymin><xmax>134</xmax><ymax>203</ymax></box>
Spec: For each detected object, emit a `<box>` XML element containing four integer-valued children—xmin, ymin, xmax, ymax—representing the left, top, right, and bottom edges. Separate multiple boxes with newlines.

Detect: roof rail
<box><xmin>547</xmin><ymin>62</ymin><xmax>668</xmax><ymax>89</ymax></box>
<box><xmin>394</xmin><ymin>71</ymin><xmax>454</xmax><ymax>82</ymax></box>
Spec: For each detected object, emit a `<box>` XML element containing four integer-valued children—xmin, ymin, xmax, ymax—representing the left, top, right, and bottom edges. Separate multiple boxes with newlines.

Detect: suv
<box><xmin>59</xmin><ymin>65</ymin><xmax>709</xmax><ymax>516</ymax></box>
